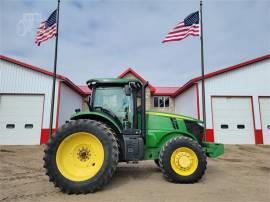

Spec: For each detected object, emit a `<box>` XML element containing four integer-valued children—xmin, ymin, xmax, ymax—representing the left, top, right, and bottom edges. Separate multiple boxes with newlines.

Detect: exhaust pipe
<box><xmin>141</xmin><ymin>81</ymin><xmax>148</xmax><ymax>142</ymax></box>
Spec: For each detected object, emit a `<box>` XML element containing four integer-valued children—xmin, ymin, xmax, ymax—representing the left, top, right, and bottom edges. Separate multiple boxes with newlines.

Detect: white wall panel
<box><xmin>175</xmin><ymin>85</ymin><xmax>198</xmax><ymax>119</ymax></box>
<box><xmin>58</xmin><ymin>83</ymin><xmax>83</xmax><ymax>126</ymax></box>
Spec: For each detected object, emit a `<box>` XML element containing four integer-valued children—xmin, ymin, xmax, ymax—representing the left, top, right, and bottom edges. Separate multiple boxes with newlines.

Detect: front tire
<box><xmin>43</xmin><ymin>119</ymin><xmax>119</xmax><ymax>194</ymax></box>
<box><xmin>159</xmin><ymin>136</ymin><xmax>207</xmax><ymax>183</ymax></box>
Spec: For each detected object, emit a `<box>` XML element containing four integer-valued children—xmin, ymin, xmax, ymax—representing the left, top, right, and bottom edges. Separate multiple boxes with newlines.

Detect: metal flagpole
<box><xmin>199</xmin><ymin>0</ymin><xmax>207</xmax><ymax>141</ymax></box>
<box><xmin>49</xmin><ymin>0</ymin><xmax>61</xmax><ymax>138</ymax></box>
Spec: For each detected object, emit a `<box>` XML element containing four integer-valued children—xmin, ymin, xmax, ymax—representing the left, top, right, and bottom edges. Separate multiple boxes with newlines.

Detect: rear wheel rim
<box><xmin>56</xmin><ymin>132</ymin><xmax>104</xmax><ymax>182</ymax></box>
<box><xmin>170</xmin><ymin>147</ymin><xmax>198</xmax><ymax>176</ymax></box>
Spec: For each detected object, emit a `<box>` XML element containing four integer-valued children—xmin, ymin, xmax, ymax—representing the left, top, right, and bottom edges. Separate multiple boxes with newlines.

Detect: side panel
<box><xmin>146</xmin><ymin>114</ymin><xmax>196</xmax><ymax>148</ymax></box>
<box><xmin>174</xmin><ymin>85</ymin><xmax>198</xmax><ymax>119</ymax></box>
<box><xmin>58</xmin><ymin>82</ymin><xmax>83</xmax><ymax>126</ymax></box>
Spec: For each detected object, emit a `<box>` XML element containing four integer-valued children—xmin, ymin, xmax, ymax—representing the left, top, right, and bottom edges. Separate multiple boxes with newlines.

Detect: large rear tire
<box><xmin>159</xmin><ymin>136</ymin><xmax>206</xmax><ymax>183</ymax></box>
<box><xmin>43</xmin><ymin>119</ymin><xmax>119</xmax><ymax>194</ymax></box>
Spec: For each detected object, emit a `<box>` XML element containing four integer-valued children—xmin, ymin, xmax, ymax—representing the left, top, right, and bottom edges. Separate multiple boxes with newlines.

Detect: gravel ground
<box><xmin>0</xmin><ymin>145</ymin><xmax>269</xmax><ymax>202</ymax></box>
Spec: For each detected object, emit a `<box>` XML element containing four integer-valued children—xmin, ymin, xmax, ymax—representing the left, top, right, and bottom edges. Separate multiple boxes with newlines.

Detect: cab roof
<box><xmin>87</xmin><ymin>78</ymin><xmax>142</xmax><ymax>87</ymax></box>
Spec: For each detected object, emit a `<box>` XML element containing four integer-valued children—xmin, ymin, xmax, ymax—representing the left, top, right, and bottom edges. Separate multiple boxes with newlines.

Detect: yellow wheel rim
<box><xmin>56</xmin><ymin>132</ymin><xmax>104</xmax><ymax>182</ymax></box>
<box><xmin>170</xmin><ymin>147</ymin><xmax>198</xmax><ymax>176</ymax></box>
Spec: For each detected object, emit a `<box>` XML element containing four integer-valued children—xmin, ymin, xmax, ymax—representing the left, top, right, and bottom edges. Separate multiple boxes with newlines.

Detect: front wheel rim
<box><xmin>170</xmin><ymin>147</ymin><xmax>199</xmax><ymax>176</ymax></box>
<box><xmin>56</xmin><ymin>132</ymin><xmax>104</xmax><ymax>182</ymax></box>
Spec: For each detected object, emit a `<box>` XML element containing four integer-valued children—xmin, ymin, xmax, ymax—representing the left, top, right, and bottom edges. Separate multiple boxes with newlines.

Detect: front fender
<box><xmin>144</xmin><ymin>131</ymin><xmax>197</xmax><ymax>160</ymax></box>
<box><xmin>70</xmin><ymin>112</ymin><xmax>122</xmax><ymax>134</ymax></box>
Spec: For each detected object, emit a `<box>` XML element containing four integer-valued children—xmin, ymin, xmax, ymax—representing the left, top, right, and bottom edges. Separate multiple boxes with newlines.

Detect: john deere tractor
<box><xmin>44</xmin><ymin>78</ymin><xmax>224</xmax><ymax>194</ymax></box>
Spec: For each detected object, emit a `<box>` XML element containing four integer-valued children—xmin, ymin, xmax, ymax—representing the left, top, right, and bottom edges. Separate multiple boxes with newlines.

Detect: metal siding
<box><xmin>197</xmin><ymin>59</ymin><xmax>270</xmax><ymax>130</ymax></box>
<box><xmin>58</xmin><ymin>83</ymin><xmax>83</xmax><ymax>126</ymax></box>
<box><xmin>0</xmin><ymin>60</ymin><xmax>59</xmax><ymax>128</ymax></box>
<box><xmin>175</xmin><ymin>85</ymin><xmax>197</xmax><ymax>118</ymax></box>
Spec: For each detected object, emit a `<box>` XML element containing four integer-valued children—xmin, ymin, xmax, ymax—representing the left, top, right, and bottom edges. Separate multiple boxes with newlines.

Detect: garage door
<box><xmin>259</xmin><ymin>97</ymin><xmax>270</xmax><ymax>144</ymax></box>
<box><xmin>0</xmin><ymin>95</ymin><xmax>44</xmax><ymax>145</ymax></box>
<box><xmin>212</xmin><ymin>97</ymin><xmax>255</xmax><ymax>144</ymax></box>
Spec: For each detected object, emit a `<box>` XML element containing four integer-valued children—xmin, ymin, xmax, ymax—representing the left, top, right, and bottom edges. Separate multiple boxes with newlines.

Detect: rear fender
<box><xmin>70</xmin><ymin>112</ymin><xmax>122</xmax><ymax>134</ymax></box>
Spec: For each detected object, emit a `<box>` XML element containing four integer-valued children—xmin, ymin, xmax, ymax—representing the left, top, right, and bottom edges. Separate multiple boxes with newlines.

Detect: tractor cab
<box><xmin>86</xmin><ymin>78</ymin><xmax>148</xmax><ymax>138</ymax></box>
<box><xmin>87</xmin><ymin>78</ymin><xmax>145</xmax><ymax>131</ymax></box>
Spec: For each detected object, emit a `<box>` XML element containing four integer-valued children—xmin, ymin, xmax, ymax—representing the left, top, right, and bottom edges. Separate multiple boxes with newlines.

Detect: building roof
<box><xmin>0</xmin><ymin>55</ymin><xmax>88</xmax><ymax>96</ymax></box>
<box><xmin>118</xmin><ymin>67</ymin><xmax>157</xmax><ymax>93</ymax></box>
<box><xmin>118</xmin><ymin>67</ymin><xmax>180</xmax><ymax>96</ymax></box>
<box><xmin>78</xmin><ymin>85</ymin><xmax>92</xmax><ymax>95</ymax></box>
<box><xmin>173</xmin><ymin>54</ymin><xmax>270</xmax><ymax>97</ymax></box>
<box><xmin>154</xmin><ymin>87</ymin><xmax>179</xmax><ymax>96</ymax></box>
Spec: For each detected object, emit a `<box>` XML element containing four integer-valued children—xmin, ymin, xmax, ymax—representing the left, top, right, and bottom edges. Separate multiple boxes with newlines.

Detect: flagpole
<box><xmin>199</xmin><ymin>0</ymin><xmax>207</xmax><ymax>141</ymax></box>
<box><xmin>49</xmin><ymin>0</ymin><xmax>61</xmax><ymax>138</ymax></box>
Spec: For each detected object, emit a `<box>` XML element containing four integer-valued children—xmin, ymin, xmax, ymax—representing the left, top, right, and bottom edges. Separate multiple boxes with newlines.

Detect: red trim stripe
<box><xmin>40</xmin><ymin>128</ymin><xmax>56</xmax><ymax>144</ymax></box>
<box><xmin>255</xmin><ymin>129</ymin><xmax>263</xmax><ymax>144</ymax></box>
<box><xmin>202</xmin><ymin>129</ymin><xmax>215</xmax><ymax>142</ymax></box>
<box><xmin>195</xmin><ymin>83</ymin><xmax>200</xmax><ymax>120</ymax></box>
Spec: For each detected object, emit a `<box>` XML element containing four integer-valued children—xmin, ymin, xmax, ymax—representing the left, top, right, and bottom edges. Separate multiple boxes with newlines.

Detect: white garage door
<box><xmin>212</xmin><ymin>97</ymin><xmax>255</xmax><ymax>144</ymax></box>
<box><xmin>0</xmin><ymin>95</ymin><xmax>44</xmax><ymax>145</ymax></box>
<box><xmin>259</xmin><ymin>97</ymin><xmax>270</xmax><ymax>144</ymax></box>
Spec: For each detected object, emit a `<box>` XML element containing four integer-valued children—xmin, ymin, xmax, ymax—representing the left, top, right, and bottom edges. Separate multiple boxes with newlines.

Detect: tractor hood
<box><xmin>146</xmin><ymin>111</ymin><xmax>203</xmax><ymax>123</ymax></box>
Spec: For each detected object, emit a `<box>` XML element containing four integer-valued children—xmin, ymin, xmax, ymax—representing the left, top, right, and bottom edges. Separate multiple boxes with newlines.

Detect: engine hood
<box><xmin>146</xmin><ymin>111</ymin><xmax>202</xmax><ymax>123</ymax></box>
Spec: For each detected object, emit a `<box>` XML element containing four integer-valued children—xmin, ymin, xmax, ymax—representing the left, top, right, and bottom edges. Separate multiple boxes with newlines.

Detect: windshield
<box><xmin>93</xmin><ymin>87</ymin><xmax>134</xmax><ymax>127</ymax></box>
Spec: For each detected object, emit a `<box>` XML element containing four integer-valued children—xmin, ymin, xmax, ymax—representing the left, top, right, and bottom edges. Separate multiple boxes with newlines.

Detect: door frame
<box><xmin>258</xmin><ymin>96</ymin><xmax>270</xmax><ymax>144</ymax></box>
<box><xmin>0</xmin><ymin>93</ymin><xmax>45</xmax><ymax>144</ymax></box>
<box><xmin>210</xmin><ymin>96</ymin><xmax>256</xmax><ymax>144</ymax></box>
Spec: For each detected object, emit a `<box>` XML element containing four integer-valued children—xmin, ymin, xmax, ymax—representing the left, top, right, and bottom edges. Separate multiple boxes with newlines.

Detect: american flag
<box><xmin>162</xmin><ymin>11</ymin><xmax>200</xmax><ymax>43</ymax></box>
<box><xmin>35</xmin><ymin>10</ymin><xmax>57</xmax><ymax>46</ymax></box>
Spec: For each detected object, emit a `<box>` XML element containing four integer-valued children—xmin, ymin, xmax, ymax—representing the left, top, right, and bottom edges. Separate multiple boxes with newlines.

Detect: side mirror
<box><xmin>124</xmin><ymin>85</ymin><xmax>131</xmax><ymax>96</ymax></box>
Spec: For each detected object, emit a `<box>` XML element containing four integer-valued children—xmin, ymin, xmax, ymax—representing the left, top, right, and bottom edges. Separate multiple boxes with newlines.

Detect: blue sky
<box><xmin>1</xmin><ymin>0</ymin><xmax>269</xmax><ymax>86</ymax></box>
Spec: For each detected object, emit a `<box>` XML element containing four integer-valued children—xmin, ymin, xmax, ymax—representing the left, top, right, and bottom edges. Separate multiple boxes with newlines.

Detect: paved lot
<box><xmin>0</xmin><ymin>145</ymin><xmax>269</xmax><ymax>202</ymax></box>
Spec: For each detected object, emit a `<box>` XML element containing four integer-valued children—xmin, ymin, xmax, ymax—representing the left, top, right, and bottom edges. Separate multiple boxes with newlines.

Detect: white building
<box><xmin>1</xmin><ymin>54</ymin><xmax>269</xmax><ymax>145</ymax></box>
<box><xmin>0</xmin><ymin>55</ymin><xmax>87</xmax><ymax>145</ymax></box>
<box><xmin>174</xmin><ymin>55</ymin><xmax>270</xmax><ymax>144</ymax></box>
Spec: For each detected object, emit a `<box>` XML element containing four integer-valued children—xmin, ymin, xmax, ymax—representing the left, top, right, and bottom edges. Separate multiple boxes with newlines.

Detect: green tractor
<box><xmin>44</xmin><ymin>78</ymin><xmax>224</xmax><ymax>194</ymax></box>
